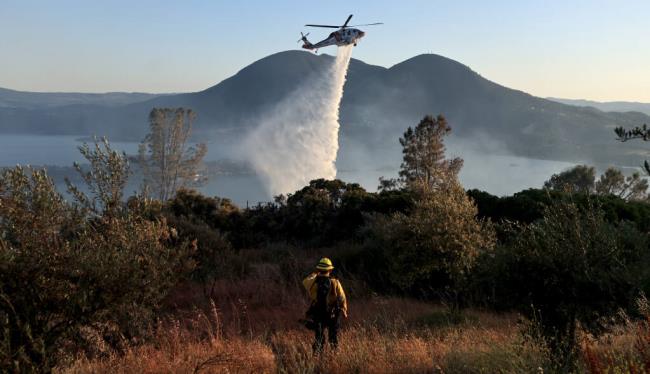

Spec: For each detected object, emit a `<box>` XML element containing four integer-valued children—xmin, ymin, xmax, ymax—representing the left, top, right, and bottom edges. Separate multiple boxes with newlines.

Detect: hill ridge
<box><xmin>0</xmin><ymin>50</ymin><xmax>648</xmax><ymax>167</ymax></box>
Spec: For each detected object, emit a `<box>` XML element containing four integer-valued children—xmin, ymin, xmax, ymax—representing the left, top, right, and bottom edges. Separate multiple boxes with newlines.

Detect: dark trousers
<box><xmin>313</xmin><ymin>312</ymin><xmax>341</xmax><ymax>353</ymax></box>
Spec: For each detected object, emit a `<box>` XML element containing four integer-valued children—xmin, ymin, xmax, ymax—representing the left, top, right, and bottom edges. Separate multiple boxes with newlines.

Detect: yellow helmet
<box><xmin>316</xmin><ymin>257</ymin><xmax>334</xmax><ymax>271</ymax></box>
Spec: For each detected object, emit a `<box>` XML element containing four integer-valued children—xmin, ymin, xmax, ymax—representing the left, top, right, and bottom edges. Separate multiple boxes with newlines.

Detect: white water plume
<box><xmin>243</xmin><ymin>46</ymin><xmax>354</xmax><ymax>196</ymax></box>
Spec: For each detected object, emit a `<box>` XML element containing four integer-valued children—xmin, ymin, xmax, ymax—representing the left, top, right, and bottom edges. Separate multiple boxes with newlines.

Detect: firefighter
<box><xmin>302</xmin><ymin>257</ymin><xmax>348</xmax><ymax>352</ymax></box>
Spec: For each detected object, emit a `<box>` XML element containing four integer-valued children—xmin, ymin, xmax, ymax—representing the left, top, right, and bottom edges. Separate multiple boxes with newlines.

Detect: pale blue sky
<box><xmin>2</xmin><ymin>0</ymin><xmax>649</xmax><ymax>101</ymax></box>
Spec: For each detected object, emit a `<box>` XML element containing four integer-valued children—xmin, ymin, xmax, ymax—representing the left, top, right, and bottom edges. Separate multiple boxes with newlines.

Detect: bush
<box><xmin>163</xmin><ymin>189</ymin><xmax>251</xmax><ymax>293</ymax></box>
<box><xmin>165</xmin><ymin>189</ymin><xmax>239</xmax><ymax>232</ymax></box>
<box><xmin>362</xmin><ymin>183</ymin><xmax>495</xmax><ymax>302</ymax></box>
<box><xmin>468</xmin><ymin>188</ymin><xmax>650</xmax><ymax>233</ymax></box>
<box><xmin>216</xmin><ymin>179</ymin><xmax>414</xmax><ymax>248</ymax></box>
<box><xmin>0</xmin><ymin>142</ymin><xmax>194</xmax><ymax>372</ymax></box>
<box><xmin>484</xmin><ymin>201</ymin><xmax>649</xmax><ymax>371</ymax></box>
<box><xmin>166</xmin><ymin>214</ymin><xmax>249</xmax><ymax>293</ymax></box>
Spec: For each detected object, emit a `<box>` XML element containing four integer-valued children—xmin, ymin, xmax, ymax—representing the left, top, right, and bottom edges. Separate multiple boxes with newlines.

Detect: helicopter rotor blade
<box><xmin>305</xmin><ymin>24</ymin><xmax>340</xmax><ymax>28</ymax></box>
<box><xmin>349</xmin><ymin>23</ymin><xmax>383</xmax><ymax>27</ymax></box>
<box><xmin>342</xmin><ymin>14</ymin><xmax>353</xmax><ymax>28</ymax></box>
<box><xmin>305</xmin><ymin>15</ymin><xmax>355</xmax><ymax>29</ymax></box>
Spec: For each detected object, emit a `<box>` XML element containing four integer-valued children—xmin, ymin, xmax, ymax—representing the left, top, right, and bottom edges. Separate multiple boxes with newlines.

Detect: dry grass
<box><xmin>270</xmin><ymin>322</ymin><xmax>545</xmax><ymax>374</ymax></box>
<box><xmin>56</xmin><ymin>250</ymin><xmax>649</xmax><ymax>373</ymax></box>
<box><xmin>59</xmin><ymin>290</ymin><xmax>545</xmax><ymax>374</ymax></box>
<box><xmin>580</xmin><ymin>312</ymin><xmax>650</xmax><ymax>374</ymax></box>
<box><xmin>61</xmin><ymin>310</ymin><xmax>535</xmax><ymax>374</ymax></box>
<box><xmin>65</xmin><ymin>329</ymin><xmax>275</xmax><ymax>373</ymax></box>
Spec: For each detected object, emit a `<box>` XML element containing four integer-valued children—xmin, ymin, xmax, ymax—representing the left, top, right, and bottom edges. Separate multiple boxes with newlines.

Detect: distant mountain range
<box><xmin>1</xmin><ymin>51</ymin><xmax>649</xmax><ymax>166</ymax></box>
<box><xmin>0</xmin><ymin>87</ymin><xmax>166</xmax><ymax>109</ymax></box>
<box><xmin>547</xmin><ymin>97</ymin><xmax>650</xmax><ymax>116</ymax></box>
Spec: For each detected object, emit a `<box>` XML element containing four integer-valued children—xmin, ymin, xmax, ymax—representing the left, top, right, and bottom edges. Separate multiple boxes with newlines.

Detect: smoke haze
<box><xmin>243</xmin><ymin>46</ymin><xmax>354</xmax><ymax>195</ymax></box>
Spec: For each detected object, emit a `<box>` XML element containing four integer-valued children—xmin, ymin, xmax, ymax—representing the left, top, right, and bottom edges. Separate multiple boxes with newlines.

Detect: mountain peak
<box><xmin>389</xmin><ymin>53</ymin><xmax>474</xmax><ymax>74</ymax></box>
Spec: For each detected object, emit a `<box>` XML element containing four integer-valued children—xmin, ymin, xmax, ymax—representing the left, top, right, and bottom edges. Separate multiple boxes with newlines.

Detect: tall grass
<box><xmin>60</xmin><ymin>276</ymin><xmax>546</xmax><ymax>374</ymax></box>
<box><xmin>58</xmin><ymin>249</ymin><xmax>647</xmax><ymax>373</ymax></box>
<box><xmin>63</xmin><ymin>306</ymin><xmax>543</xmax><ymax>373</ymax></box>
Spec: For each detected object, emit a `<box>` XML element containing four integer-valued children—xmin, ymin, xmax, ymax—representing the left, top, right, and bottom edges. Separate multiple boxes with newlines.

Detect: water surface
<box><xmin>0</xmin><ymin>134</ymin><xmax>581</xmax><ymax>206</ymax></box>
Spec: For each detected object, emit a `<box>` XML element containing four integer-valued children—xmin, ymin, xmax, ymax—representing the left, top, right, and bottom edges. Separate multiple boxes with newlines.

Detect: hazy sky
<box><xmin>2</xmin><ymin>0</ymin><xmax>649</xmax><ymax>101</ymax></box>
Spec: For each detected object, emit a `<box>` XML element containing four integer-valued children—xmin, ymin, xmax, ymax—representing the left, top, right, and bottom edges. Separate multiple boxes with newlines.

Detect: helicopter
<box><xmin>298</xmin><ymin>14</ymin><xmax>382</xmax><ymax>52</ymax></box>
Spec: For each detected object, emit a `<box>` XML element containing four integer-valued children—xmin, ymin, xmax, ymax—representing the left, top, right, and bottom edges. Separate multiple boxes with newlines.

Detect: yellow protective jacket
<box><xmin>303</xmin><ymin>273</ymin><xmax>348</xmax><ymax>318</ymax></box>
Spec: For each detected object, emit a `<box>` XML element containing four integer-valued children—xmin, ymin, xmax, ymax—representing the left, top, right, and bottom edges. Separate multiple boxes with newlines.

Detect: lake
<box><xmin>0</xmin><ymin>134</ymin><xmax>580</xmax><ymax>206</ymax></box>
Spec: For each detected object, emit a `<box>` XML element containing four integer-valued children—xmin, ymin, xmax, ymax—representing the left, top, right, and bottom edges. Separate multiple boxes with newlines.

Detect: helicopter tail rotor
<box><xmin>298</xmin><ymin>32</ymin><xmax>314</xmax><ymax>50</ymax></box>
<box><xmin>297</xmin><ymin>32</ymin><xmax>310</xmax><ymax>43</ymax></box>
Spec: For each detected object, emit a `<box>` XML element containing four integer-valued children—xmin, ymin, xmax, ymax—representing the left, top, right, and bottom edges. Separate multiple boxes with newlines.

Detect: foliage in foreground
<box><xmin>0</xmin><ymin>141</ymin><xmax>194</xmax><ymax>373</ymax></box>
<box><xmin>482</xmin><ymin>201</ymin><xmax>649</xmax><ymax>370</ymax></box>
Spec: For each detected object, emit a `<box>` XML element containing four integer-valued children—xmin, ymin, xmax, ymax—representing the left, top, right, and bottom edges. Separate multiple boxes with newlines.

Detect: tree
<box><xmin>615</xmin><ymin>124</ymin><xmax>650</xmax><ymax>174</ymax></box>
<box><xmin>282</xmin><ymin>179</ymin><xmax>371</xmax><ymax>245</ymax></box>
<box><xmin>361</xmin><ymin>115</ymin><xmax>493</xmax><ymax>302</ymax></box>
<box><xmin>138</xmin><ymin>108</ymin><xmax>207</xmax><ymax>201</ymax></box>
<box><xmin>377</xmin><ymin>176</ymin><xmax>399</xmax><ymax>192</ymax></box>
<box><xmin>543</xmin><ymin>163</ymin><xmax>648</xmax><ymax>200</ymax></box>
<box><xmin>398</xmin><ymin>115</ymin><xmax>463</xmax><ymax>193</ymax></box>
<box><xmin>595</xmin><ymin>167</ymin><xmax>648</xmax><ymax>201</ymax></box>
<box><xmin>543</xmin><ymin>165</ymin><xmax>595</xmax><ymax>193</ymax></box>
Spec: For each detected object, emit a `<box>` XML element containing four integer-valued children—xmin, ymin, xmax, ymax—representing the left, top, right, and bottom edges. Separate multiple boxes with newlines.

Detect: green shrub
<box><xmin>166</xmin><ymin>214</ymin><xmax>249</xmax><ymax>292</ymax></box>
<box><xmin>362</xmin><ymin>183</ymin><xmax>495</xmax><ymax>302</ymax></box>
<box><xmin>468</xmin><ymin>188</ymin><xmax>650</xmax><ymax>233</ymax></box>
<box><xmin>485</xmin><ymin>201</ymin><xmax>649</xmax><ymax>371</ymax></box>
<box><xmin>230</xmin><ymin>179</ymin><xmax>414</xmax><ymax>248</ymax></box>
<box><xmin>164</xmin><ymin>189</ymin><xmax>251</xmax><ymax>294</ymax></box>
<box><xmin>165</xmin><ymin>188</ymin><xmax>239</xmax><ymax>231</ymax></box>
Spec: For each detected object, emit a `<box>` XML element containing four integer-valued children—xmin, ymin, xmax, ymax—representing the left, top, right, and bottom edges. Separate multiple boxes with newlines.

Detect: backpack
<box><xmin>311</xmin><ymin>275</ymin><xmax>332</xmax><ymax>319</ymax></box>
